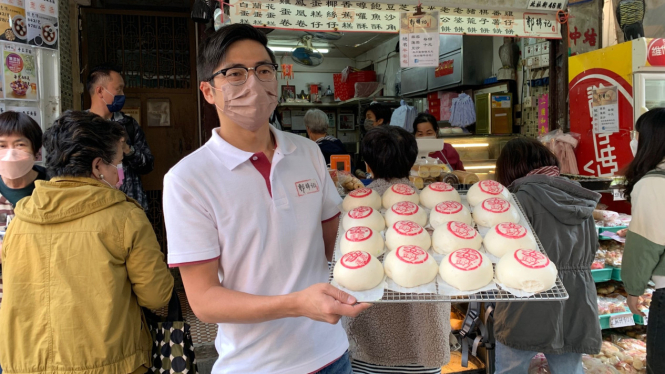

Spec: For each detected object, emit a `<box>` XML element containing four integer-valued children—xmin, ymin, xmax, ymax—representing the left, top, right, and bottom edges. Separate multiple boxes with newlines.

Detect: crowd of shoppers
<box><xmin>0</xmin><ymin>22</ymin><xmax>662</xmax><ymax>374</ymax></box>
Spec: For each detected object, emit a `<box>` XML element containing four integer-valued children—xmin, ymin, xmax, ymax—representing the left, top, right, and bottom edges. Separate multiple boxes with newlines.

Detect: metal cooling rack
<box><xmin>329</xmin><ymin>193</ymin><xmax>569</xmax><ymax>303</ymax></box>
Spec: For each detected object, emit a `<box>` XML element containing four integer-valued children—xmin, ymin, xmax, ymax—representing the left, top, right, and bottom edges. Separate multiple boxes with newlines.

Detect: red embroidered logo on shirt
<box><xmin>295</xmin><ymin>179</ymin><xmax>320</xmax><ymax>196</ymax></box>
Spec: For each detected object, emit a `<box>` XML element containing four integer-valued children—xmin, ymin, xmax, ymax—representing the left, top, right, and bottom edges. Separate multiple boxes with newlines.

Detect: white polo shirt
<box><xmin>163</xmin><ymin>126</ymin><xmax>348</xmax><ymax>374</ymax></box>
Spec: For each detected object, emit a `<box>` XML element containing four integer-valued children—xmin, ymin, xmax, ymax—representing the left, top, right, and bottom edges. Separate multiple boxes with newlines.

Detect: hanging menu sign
<box><xmin>3</xmin><ymin>42</ymin><xmax>37</xmax><ymax>101</ymax></box>
<box><xmin>26</xmin><ymin>0</ymin><xmax>57</xmax><ymax>17</ymax></box>
<box><xmin>0</xmin><ymin>0</ymin><xmax>27</xmax><ymax>44</ymax></box>
<box><xmin>399</xmin><ymin>11</ymin><xmax>439</xmax><ymax>67</ymax></box>
<box><xmin>527</xmin><ymin>0</ymin><xmax>566</xmax><ymax>10</ymax></box>
<box><xmin>27</xmin><ymin>11</ymin><xmax>57</xmax><ymax>49</ymax></box>
<box><xmin>7</xmin><ymin>105</ymin><xmax>40</xmax><ymax>124</ymax></box>
<box><xmin>229</xmin><ymin>1</ymin><xmax>561</xmax><ymax>39</ymax></box>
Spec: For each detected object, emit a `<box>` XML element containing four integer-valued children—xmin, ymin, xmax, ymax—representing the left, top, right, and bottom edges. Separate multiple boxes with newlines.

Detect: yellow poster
<box><xmin>0</xmin><ymin>1</ymin><xmax>27</xmax><ymax>44</ymax></box>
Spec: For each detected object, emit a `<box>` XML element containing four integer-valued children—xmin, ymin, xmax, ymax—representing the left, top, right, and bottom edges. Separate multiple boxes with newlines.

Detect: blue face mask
<box><xmin>103</xmin><ymin>87</ymin><xmax>126</xmax><ymax>113</ymax></box>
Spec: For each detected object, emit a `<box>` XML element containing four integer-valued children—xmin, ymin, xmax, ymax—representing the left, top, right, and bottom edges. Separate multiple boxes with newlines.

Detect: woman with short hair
<box><xmin>412</xmin><ymin>113</ymin><xmax>465</xmax><ymax>171</ymax></box>
<box><xmin>0</xmin><ymin>110</ymin><xmax>174</xmax><ymax>374</ymax></box>
<box><xmin>345</xmin><ymin>125</ymin><xmax>451</xmax><ymax>374</ymax></box>
<box><xmin>304</xmin><ymin>109</ymin><xmax>346</xmax><ymax>165</ymax></box>
<box><xmin>493</xmin><ymin>137</ymin><xmax>601</xmax><ymax>374</ymax></box>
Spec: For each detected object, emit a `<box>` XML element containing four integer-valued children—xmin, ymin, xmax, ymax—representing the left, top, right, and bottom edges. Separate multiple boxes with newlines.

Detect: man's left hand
<box><xmin>627</xmin><ymin>295</ymin><xmax>646</xmax><ymax>316</ymax></box>
<box><xmin>122</xmin><ymin>141</ymin><xmax>131</xmax><ymax>155</ymax></box>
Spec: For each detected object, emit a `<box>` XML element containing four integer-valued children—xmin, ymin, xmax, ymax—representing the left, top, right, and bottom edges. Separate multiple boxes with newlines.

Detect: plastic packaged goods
<box><xmin>591</xmin><ymin>335</ymin><xmax>647</xmax><ymax>374</ymax></box>
<box><xmin>527</xmin><ymin>354</ymin><xmax>550</xmax><ymax>374</ymax></box>
<box><xmin>582</xmin><ymin>355</ymin><xmax>621</xmax><ymax>374</ymax></box>
<box><xmin>592</xmin><ymin>257</ymin><xmax>607</xmax><ymax>270</ymax></box>
<box><xmin>597</xmin><ymin>296</ymin><xmax>629</xmax><ymax>315</ymax></box>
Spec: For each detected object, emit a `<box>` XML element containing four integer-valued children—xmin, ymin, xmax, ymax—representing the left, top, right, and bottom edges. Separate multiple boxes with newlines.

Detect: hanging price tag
<box><xmin>610</xmin><ymin>313</ymin><xmax>635</xmax><ymax>328</ymax></box>
<box><xmin>642</xmin><ymin>310</ymin><xmax>649</xmax><ymax>325</ymax></box>
<box><xmin>613</xmin><ymin>188</ymin><xmax>626</xmax><ymax>201</ymax></box>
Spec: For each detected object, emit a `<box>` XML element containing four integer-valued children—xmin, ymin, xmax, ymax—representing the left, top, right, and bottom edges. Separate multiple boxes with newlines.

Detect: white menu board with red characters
<box><xmin>26</xmin><ymin>0</ymin><xmax>57</xmax><ymax>17</ymax></box>
<box><xmin>3</xmin><ymin>42</ymin><xmax>37</xmax><ymax>101</ymax></box>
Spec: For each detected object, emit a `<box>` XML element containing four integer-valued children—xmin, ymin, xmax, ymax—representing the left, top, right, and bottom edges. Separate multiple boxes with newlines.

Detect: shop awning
<box><xmin>229</xmin><ymin>0</ymin><xmax>563</xmax><ymax>39</ymax></box>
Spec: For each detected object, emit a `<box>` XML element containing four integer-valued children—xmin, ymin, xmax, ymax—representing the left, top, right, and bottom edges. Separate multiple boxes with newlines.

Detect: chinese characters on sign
<box><xmin>229</xmin><ymin>1</ymin><xmax>561</xmax><ymax>38</ymax></box>
<box><xmin>399</xmin><ymin>11</ymin><xmax>439</xmax><ymax>68</ymax></box>
<box><xmin>538</xmin><ymin>94</ymin><xmax>549</xmax><ymax>135</ymax></box>
<box><xmin>27</xmin><ymin>0</ymin><xmax>58</xmax><ymax>17</ymax></box>
<box><xmin>591</xmin><ymin>86</ymin><xmax>619</xmax><ymax>134</ymax></box>
<box><xmin>7</xmin><ymin>105</ymin><xmax>40</xmax><ymax>125</ymax></box>
<box><xmin>3</xmin><ymin>42</ymin><xmax>37</xmax><ymax>101</ymax></box>
<box><xmin>0</xmin><ymin>1</ymin><xmax>27</xmax><ymax>44</ymax></box>
<box><xmin>647</xmin><ymin>38</ymin><xmax>665</xmax><ymax>67</ymax></box>
<box><xmin>527</xmin><ymin>0</ymin><xmax>566</xmax><ymax>10</ymax></box>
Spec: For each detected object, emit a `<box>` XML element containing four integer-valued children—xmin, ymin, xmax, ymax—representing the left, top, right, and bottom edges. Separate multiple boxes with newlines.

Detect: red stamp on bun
<box><xmin>393</xmin><ymin>221</ymin><xmax>424</xmax><ymax>236</ymax></box>
<box><xmin>396</xmin><ymin>245</ymin><xmax>429</xmax><ymax>264</ymax></box>
<box><xmin>478</xmin><ymin>180</ymin><xmax>504</xmax><ymax>195</ymax></box>
<box><xmin>496</xmin><ymin>223</ymin><xmax>527</xmax><ymax>239</ymax></box>
<box><xmin>345</xmin><ymin>226</ymin><xmax>373</xmax><ymax>242</ymax></box>
<box><xmin>481</xmin><ymin>198</ymin><xmax>511</xmax><ymax>213</ymax></box>
<box><xmin>391</xmin><ymin>184</ymin><xmax>415</xmax><ymax>196</ymax></box>
<box><xmin>340</xmin><ymin>251</ymin><xmax>371</xmax><ymax>269</ymax></box>
<box><xmin>349</xmin><ymin>188</ymin><xmax>372</xmax><ymax>198</ymax></box>
<box><xmin>514</xmin><ymin>249</ymin><xmax>550</xmax><ymax>269</ymax></box>
<box><xmin>348</xmin><ymin>206</ymin><xmax>373</xmax><ymax>219</ymax></box>
<box><xmin>435</xmin><ymin>201</ymin><xmax>464</xmax><ymax>214</ymax></box>
<box><xmin>447</xmin><ymin>221</ymin><xmax>477</xmax><ymax>239</ymax></box>
<box><xmin>449</xmin><ymin>248</ymin><xmax>483</xmax><ymax>271</ymax></box>
<box><xmin>392</xmin><ymin>201</ymin><xmax>419</xmax><ymax>216</ymax></box>
<box><xmin>429</xmin><ymin>182</ymin><xmax>454</xmax><ymax>192</ymax></box>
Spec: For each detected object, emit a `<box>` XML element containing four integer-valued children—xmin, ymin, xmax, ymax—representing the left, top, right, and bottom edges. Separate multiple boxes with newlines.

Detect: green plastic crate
<box><xmin>611</xmin><ymin>267</ymin><xmax>622</xmax><ymax>282</ymax></box>
<box><xmin>599</xmin><ymin>310</ymin><xmax>633</xmax><ymax>330</ymax></box>
<box><xmin>598</xmin><ymin>226</ymin><xmax>627</xmax><ymax>240</ymax></box>
<box><xmin>591</xmin><ymin>267</ymin><xmax>613</xmax><ymax>283</ymax></box>
<box><xmin>634</xmin><ymin>314</ymin><xmax>647</xmax><ymax>325</ymax></box>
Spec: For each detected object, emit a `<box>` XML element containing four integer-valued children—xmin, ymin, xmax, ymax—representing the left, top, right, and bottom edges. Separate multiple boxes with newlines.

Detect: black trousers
<box><xmin>648</xmin><ymin>288</ymin><xmax>665</xmax><ymax>374</ymax></box>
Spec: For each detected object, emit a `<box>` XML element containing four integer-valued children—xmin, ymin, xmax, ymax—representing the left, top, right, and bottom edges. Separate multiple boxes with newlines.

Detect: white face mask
<box><xmin>630</xmin><ymin>138</ymin><xmax>638</xmax><ymax>157</ymax></box>
<box><xmin>419</xmin><ymin>136</ymin><xmax>437</xmax><ymax>139</ymax></box>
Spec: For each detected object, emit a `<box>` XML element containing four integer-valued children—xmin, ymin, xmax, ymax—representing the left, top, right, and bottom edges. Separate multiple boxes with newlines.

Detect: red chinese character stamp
<box><xmin>345</xmin><ymin>226</ymin><xmax>373</xmax><ymax>242</ymax></box>
<box><xmin>435</xmin><ymin>201</ymin><xmax>463</xmax><ymax>214</ymax></box>
<box><xmin>392</xmin><ymin>201</ymin><xmax>419</xmax><ymax>216</ymax></box>
<box><xmin>429</xmin><ymin>182</ymin><xmax>454</xmax><ymax>192</ymax></box>
<box><xmin>514</xmin><ymin>249</ymin><xmax>550</xmax><ymax>269</ymax></box>
<box><xmin>349</xmin><ymin>188</ymin><xmax>372</xmax><ymax>198</ymax></box>
<box><xmin>447</xmin><ymin>221</ymin><xmax>477</xmax><ymax>239</ymax></box>
<box><xmin>396</xmin><ymin>245</ymin><xmax>429</xmax><ymax>264</ymax></box>
<box><xmin>449</xmin><ymin>248</ymin><xmax>483</xmax><ymax>271</ymax></box>
<box><xmin>478</xmin><ymin>180</ymin><xmax>504</xmax><ymax>195</ymax></box>
<box><xmin>348</xmin><ymin>206</ymin><xmax>373</xmax><ymax>219</ymax></box>
<box><xmin>393</xmin><ymin>221</ymin><xmax>424</xmax><ymax>236</ymax></box>
<box><xmin>341</xmin><ymin>251</ymin><xmax>371</xmax><ymax>269</ymax></box>
<box><xmin>391</xmin><ymin>184</ymin><xmax>415</xmax><ymax>195</ymax></box>
<box><xmin>481</xmin><ymin>198</ymin><xmax>511</xmax><ymax>213</ymax></box>
<box><xmin>496</xmin><ymin>222</ymin><xmax>527</xmax><ymax>239</ymax></box>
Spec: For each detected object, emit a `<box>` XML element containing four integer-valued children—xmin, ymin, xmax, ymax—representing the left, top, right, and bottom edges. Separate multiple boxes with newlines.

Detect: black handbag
<box><xmin>143</xmin><ymin>289</ymin><xmax>198</xmax><ymax>374</ymax></box>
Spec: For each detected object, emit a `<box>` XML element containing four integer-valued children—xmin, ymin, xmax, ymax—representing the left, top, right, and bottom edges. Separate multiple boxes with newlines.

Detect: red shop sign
<box><xmin>647</xmin><ymin>39</ymin><xmax>665</xmax><ymax>67</ymax></box>
<box><xmin>435</xmin><ymin>60</ymin><xmax>454</xmax><ymax>78</ymax></box>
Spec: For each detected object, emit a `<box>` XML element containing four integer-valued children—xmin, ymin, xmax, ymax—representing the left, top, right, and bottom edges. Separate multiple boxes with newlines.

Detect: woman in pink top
<box><xmin>412</xmin><ymin>113</ymin><xmax>465</xmax><ymax>171</ymax></box>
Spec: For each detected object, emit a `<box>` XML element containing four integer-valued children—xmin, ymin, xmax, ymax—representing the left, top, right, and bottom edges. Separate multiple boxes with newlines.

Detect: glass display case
<box><xmin>442</xmin><ymin>134</ymin><xmax>517</xmax><ymax>180</ymax></box>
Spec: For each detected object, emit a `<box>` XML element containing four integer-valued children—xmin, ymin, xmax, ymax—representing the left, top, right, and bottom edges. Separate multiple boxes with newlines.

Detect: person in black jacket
<box><xmin>304</xmin><ymin>109</ymin><xmax>346</xmax><ymax>166</ymax></box>
<box><xmin>87</xmin><ymin>64</ymin><xmax>155</xmax><ymax>212</ymax></box>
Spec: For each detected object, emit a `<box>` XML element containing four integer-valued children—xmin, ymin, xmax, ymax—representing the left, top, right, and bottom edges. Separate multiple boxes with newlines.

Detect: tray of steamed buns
<box><xmin>330</xmin><ymin>180</ymin><xmax>569</xmax><ymax>303</ymax></box>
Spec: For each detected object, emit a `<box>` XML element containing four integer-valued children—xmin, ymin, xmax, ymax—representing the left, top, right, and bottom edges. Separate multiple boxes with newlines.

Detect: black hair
<box><xmin>412</xmin><ymin>112</ymin><xmax>439</xmax><ymax>136</ymax></box>
<box><xmin>623</xmin><ymin>108</ymin><xmax>665</xmax><ymax>202</ymax></box>
<box><xmin>197</xmin><ymin>24</ymin><xmax>276</xmax><ymax>84</ymax></box>
<box><xmin>365</xmin><ymin>102</ymin><xmax>392</xmax><ymax>125</ymax></box>
<box><xmin>495</xmin><ymin>137</ymin><xmax>559</xmax><ymax>187</ymax></box>
<box><xmin>43</xmin><ymin>111</ymin><xmax>126</xmax><ymax>178</ymax></box>
<box><xmin>0</xmin><ymin>111</ymin><xmax>43</xmax><ymax>153</ymax></box>
<box><xmin>362</xmin><ymin>126</ymin><xmax>417</xmax><ymax>180</ymax></box>
<box><xmin>86</xmin><ymin>63</ymin><xmax>122</xmax><ymax>95</ymax></box>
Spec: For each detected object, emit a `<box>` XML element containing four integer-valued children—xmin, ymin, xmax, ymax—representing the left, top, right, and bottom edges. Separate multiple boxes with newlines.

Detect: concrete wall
<box><xmin>355</xmin><ymin>36</ymin><xmax>400</xmax><ymax>96</ymax></box>
<box><xmin>276</xmin><ymin>56</ymin><xmax>354</xmax><ymax>96</ymax></box>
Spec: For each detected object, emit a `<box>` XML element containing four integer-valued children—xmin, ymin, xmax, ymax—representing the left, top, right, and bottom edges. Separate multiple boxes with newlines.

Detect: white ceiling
<box><xmin>266</xmin><ymin>30</ymin><xmax>397</xmax><ymax>59</ymax></box>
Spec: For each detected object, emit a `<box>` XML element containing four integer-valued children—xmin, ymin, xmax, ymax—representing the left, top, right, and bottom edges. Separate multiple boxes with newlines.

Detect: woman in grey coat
<box><xmin>493</xmin><ymin>138</ymin><xmax>602</xmax><ymax>374</ymax></box>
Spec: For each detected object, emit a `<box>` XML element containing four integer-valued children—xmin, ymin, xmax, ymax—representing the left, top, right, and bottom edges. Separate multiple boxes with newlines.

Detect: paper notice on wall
<box><xmin>399</xmin><ymin>11</ymin><xmax>439</xmax><ymax>68</ymax></box>
<box><xmin>592</xmin><ymin>86</ymin><xmax>619</xmax><ymax>133</ymax></box>
<box><xmin>27</xmin><ymin>11</ymin><xmax>58</xmax><ymax>49</ymax></box>
<box><xmin>26</xmin><ymin>0</ymin><xmax>58</xmax><ymax>17</ymax></box>
<box><xmin>3</xmin><ymin>43</ymin><xmax>38</xmax><ymax>101</ymax></box>
<box><xmin>7</xmin><ymin>105</ymin><xmax>40</xmax><ymax>125</ymax></box>
<box><xmin>0</xmin><ymin>0</ymin><xmax>27</xmax><ymax>44</ymax></box>
<box><xmin>538</xmin><ymin>94</ymin><xmax>549</xmax><ymax>136</ymax></box>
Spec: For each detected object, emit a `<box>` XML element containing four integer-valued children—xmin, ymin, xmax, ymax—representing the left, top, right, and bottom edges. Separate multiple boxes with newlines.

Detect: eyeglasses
<box><xmin>209</xmin><ymin>63</ymin><xmax>278</xmax><ymax>86</ymax></box>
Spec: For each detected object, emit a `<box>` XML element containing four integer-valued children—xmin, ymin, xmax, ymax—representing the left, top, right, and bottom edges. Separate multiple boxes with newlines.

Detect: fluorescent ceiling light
<box><xmin>449</xmin><ymin>143</ymin><xmax>490</xmax><ymax>148</ymax></box>
<box><xmin>465</xmin><ymin>165</ymin><xmax>496</xmax><ymax>170</ymax></box>
<box><xmin>268</xmin><ymin>46</ymin><xmax>329</xmax><ymax>53</ymax></box>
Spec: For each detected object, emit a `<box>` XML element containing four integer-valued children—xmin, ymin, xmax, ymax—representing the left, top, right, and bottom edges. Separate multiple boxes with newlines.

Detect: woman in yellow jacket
<box><xmin>0</xmin><ymin>111</ymin><xmax>174</xmax><ymax>374</ymax></box>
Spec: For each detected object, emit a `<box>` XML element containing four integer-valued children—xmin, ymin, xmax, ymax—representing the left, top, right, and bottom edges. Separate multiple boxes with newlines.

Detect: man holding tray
<box><xmin>163</xmin><ymin>24</ymin><xmax>370</xmax><ymax>374</ymax></box>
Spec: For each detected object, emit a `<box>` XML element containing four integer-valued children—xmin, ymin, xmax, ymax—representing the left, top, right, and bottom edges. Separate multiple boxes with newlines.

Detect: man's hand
<box><xmin>122</xmin><ymin>140</ymin><xmax>132</xmax><ymax>155</ymax></box>
<box><xmin>295</xmin><ymin>283</ymin><xmax>372</xmax><ymax>324</ymax></box>
<box><xmin>627</xmin><ymin>295</ymin><xmax>646</xmax><ymax>316</ymax></box>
